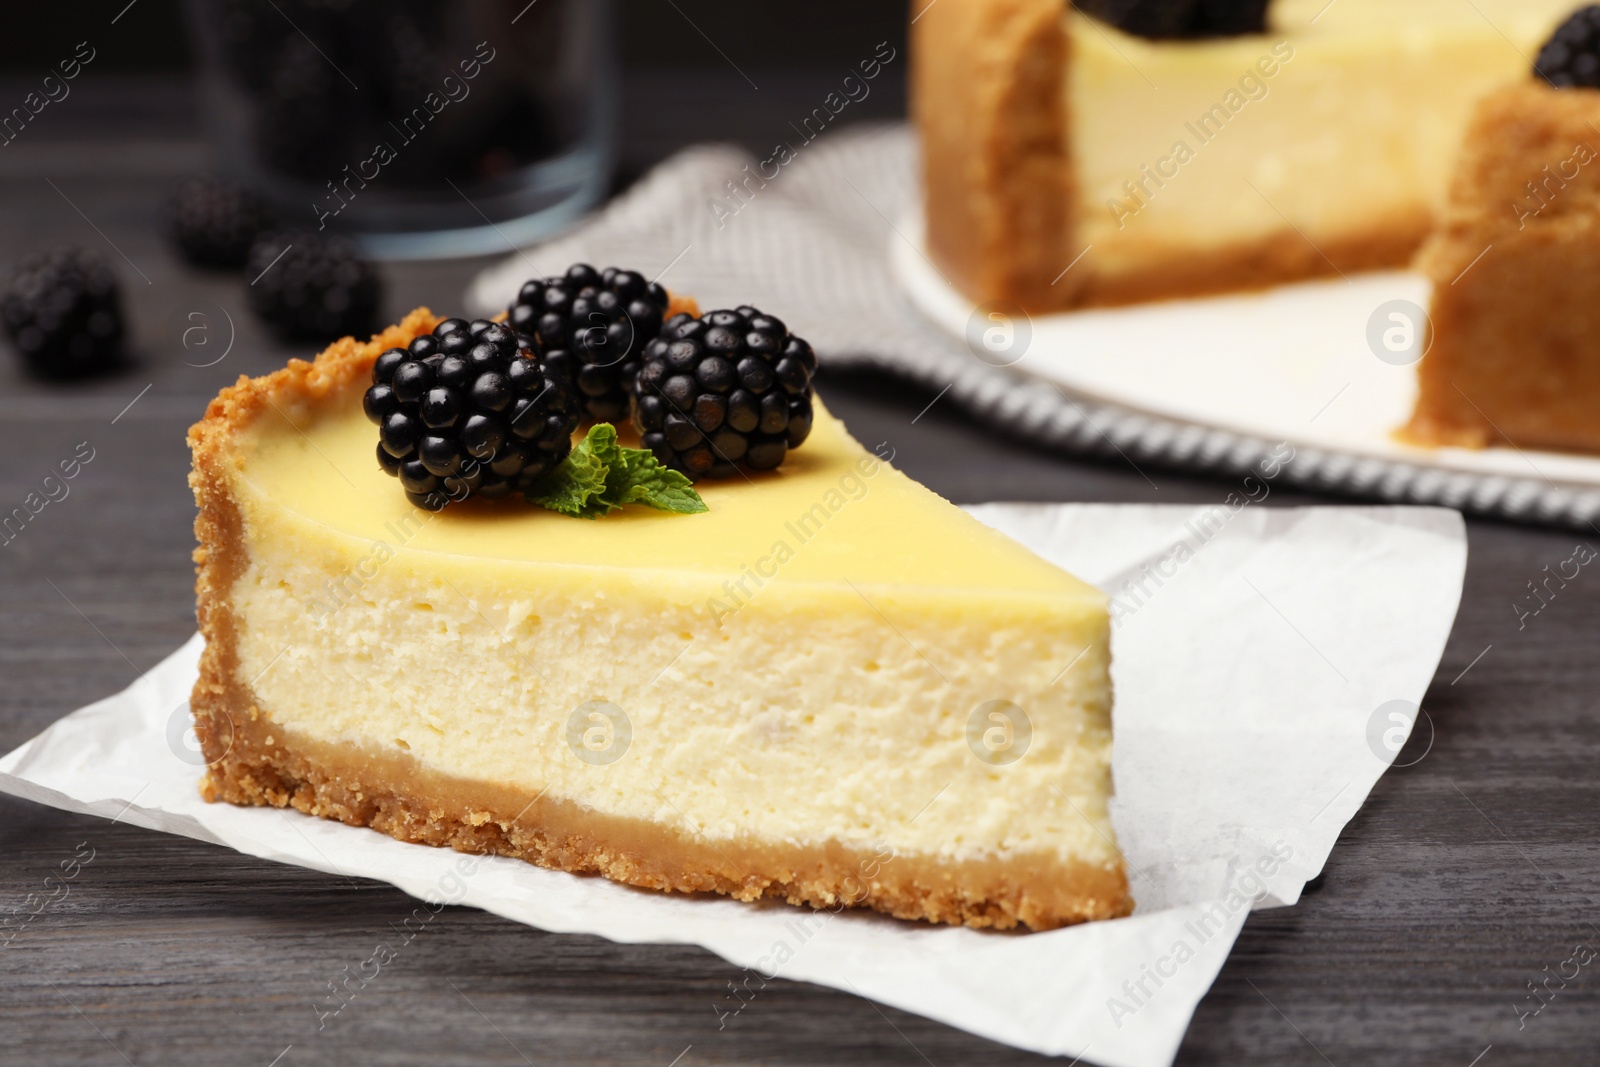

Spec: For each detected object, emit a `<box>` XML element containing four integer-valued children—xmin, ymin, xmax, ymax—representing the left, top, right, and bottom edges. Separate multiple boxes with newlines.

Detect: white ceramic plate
<box><xmin>892</xmin><ymin>221</ymin><xmax>1600</xmax><ymax>487</ymax></box>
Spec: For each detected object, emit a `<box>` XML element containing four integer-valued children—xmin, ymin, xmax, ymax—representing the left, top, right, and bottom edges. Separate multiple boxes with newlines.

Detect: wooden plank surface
<box><xmin>0</xmin><ymin>82</ymin><xmax>1596</xmax><ymax>1067</ymax></box>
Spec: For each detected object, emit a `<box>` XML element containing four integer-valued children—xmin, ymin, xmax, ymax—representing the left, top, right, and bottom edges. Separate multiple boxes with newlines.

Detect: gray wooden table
<box><xmin>1</xmin><ymin>79</ymin><xmax>1596</xmax><ymax>1067</ymax></box>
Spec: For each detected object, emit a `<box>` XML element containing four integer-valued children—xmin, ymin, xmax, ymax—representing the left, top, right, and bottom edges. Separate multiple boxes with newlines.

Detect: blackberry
<box><xmin>372</xmin><ymin>10</ymin><xmax>449</xmax><ymax>120</ymax></box>
<box><xmin>508</xmin><ymin>263</ymin><xmax>670</xmax><ymax>424</ymax></box>
<box><xmin>167</xmin><ymin>176</ymin><xmax>276</xmax><ymax>271</ymax></box>
<box><xmin>1192</xmin><ymin>0</ymin><xmax>1269</xmax><ymax>36</ymax></box>
<box><xmin>632</xmin><ymin>306</ymin><xmax>816</xmax><ymax>480</ymax></box>
<box><xmin>364</xmin><ymin>317</ymin><xmax>579</xmax><ymax>510</ymax></box>
<box><xmin>246</xmin><ymin>231</ymin><xmax>382</xmax><ymax>343</ymax></box>
<box><xmin>256</xmin><ymin>36</ymin><xmax>350</xmax><ymax>180</ymax></box>
<box><xmin>468</xmin><ymin>94</ymin><xmax>561</xmax><ymax>182</ymax></box>
<box><xmin>1536</xmin><ymin>6</ymin><xmax>1600</xmax><ymax>88</ymax></box>
<box><xmin>212</xmin><ymin>0</ymin><xmax>290</xmax><ymax>92</ymax></box>
<box><xmin>2</xmin><ymin>248</ymin><xmax>124</xmax><ymax>379</ymax></box>
<box><xmin>1073</xmin><ymin>0</ymin><xmax>1267</xmax><ymax>39</ymax></box>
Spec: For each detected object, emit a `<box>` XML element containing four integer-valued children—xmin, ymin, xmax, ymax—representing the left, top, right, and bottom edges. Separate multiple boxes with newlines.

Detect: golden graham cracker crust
<box><xmin>1068</xmin><ymin>220</ymin><xmax>1429</xmax><ymax>310</ymax></box>
<box><xmin>1405</xmin><ymin>80</ymin><xmax>1600</xmax><ymax>454</ymax></box>
<box><xmin>187</xmin><ymin>309</ymin><xmax>1133</xmax><ymax>932</ymax></box>
<box><xmin>912</xmin><ymin>0</ymin><xmax>1075</xmax><ymax>312</ymax></box>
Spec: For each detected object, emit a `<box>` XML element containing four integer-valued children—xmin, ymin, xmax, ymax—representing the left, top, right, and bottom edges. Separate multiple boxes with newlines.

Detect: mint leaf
<box><xmin>601</xmin><ymin>444</ymin><xmax>708</xmax><ymax>515</ymax></box>
<box><xmin>526</xmin><ymin>424</ymin><xmax>707</xmax><ymax>519</ymax></box>
<box><xmin>526</xmin><ymin>425</ymin><xmax>611</xmax><ymax>518</ymax></box>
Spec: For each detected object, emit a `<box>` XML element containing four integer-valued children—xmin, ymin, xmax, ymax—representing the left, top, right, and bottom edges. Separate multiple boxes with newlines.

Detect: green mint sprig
<box><xmin>525</xmin><ymin>423</ymin><xmax>707</xmax><ymax>519</ymax></box>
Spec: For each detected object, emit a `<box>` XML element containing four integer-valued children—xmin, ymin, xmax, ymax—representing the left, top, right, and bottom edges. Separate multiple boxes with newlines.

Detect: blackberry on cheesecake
<box><xmin>507</xmin><ymin>264</ymin><xmax>670</xmax><ymax>424</ymax></box>
<box><xmin>1534</xmin><ymin>5</ymin><xmax>1600</xmax><ymax>87</ymax></box>
<box><xmin>1071</xmin><ymin>0</ymin><xmax>1269</xmax><ymax>39</ymax></box>
<box><xmin>633</xmin><ymin>306</ymin><xmax>816</xmax><ymax>480</ymax></box>
<box><xmin>365</xmin><ymin>317</ymin><xmax>579</xmax><ymax>509</ymax></box>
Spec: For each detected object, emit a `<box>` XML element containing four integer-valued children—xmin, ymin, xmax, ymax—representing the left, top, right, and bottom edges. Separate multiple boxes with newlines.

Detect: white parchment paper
<box><xmin>0</xmin><ymin>503</ymin><xmax>1466</xmax><ymax>1066</ymax></box>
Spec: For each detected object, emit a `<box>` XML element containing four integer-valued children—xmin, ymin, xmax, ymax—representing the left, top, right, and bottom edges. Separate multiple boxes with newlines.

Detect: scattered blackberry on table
<box><xmin>507</xmin><ymin>263</ymin><xmax>670</xmax><ymax>424</ymax></box>
<box><xmin>167</xmin><ymin>176</ymin><xmax>276</xmax><ymax>271</ymax></box>
<box><xmin>1535</xmin><ymin>6</ymin><xmax>1600</xmax><ymax>88</ymax></box>
<box><xmin>1</xmin><ymin>248</ymin><xmax>124</xmax><ymax>379</ymax></box>
<box><xmin>632</xmin><ymin>306</ymin><xmax>816</xmax><ymax>481</ymax></box>
<box><xmin>365</xmin><ymin>318</ymin><xmax>580</xmax><ymax>510</ymax></box>
<box><xmin>246</xmin><ymin>231</ymin><xmax>381</xmax><ymax>344</ymax></box>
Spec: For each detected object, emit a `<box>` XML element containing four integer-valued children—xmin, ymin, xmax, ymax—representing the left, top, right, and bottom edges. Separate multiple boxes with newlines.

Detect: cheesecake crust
<box><xmin>913</xmin><ymin>0</ymin><xmax>1077</xmax><ymax>311</ymax></box>
<box><xmin>1072</xmin><ymin>218</ymin><xmax>1431</xmax><ymax>310</ymax></box>
<box><xmin>187</xmin><ymin>309</ymin><xmax>1134</xmax><ymax>933</ymax></box>
<box><xmin>1404</xmin><ymin>80</ymin><xmax>1600</xmax><ymax>454</ymax></box>
<box><xmin>914</xmin><ymin>0</ymin><xmax>1430</xmax><ymax>312</ymax></box>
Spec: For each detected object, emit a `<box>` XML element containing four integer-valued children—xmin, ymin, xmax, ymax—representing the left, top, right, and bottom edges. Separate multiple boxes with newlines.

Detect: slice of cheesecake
<box><xmin>187</xmin><ymin>308</ymin><xmax>1130</xmax><ymax>931</ymax></box>
<box><xmin>914</xmin><ymin>0</ymin><xmax>1577</xmax><ymax>311</ymax></box>
<box><xmin>1405</xmin><ymin>78</ymin><xmax>1600</xmax><ymax>453</ymax></box>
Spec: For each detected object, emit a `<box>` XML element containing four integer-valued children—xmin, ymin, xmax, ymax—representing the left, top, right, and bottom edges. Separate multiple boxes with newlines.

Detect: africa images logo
<box><xmin>566</xmin><ymin>701</ymin><xmax>631</xmax><ymax>766</ymax></box>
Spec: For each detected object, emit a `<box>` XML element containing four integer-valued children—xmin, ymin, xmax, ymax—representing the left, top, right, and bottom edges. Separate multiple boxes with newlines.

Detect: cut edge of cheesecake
<box><xmin>911</xmin><ymin>0</ymin><xmax>1489</xmax><ymax>313</ymax></box>
<box><xmin>1402</xmin><ymin>79</ymin><xmax>1600</xmax><ymax>455</ymax></box>
<box><xmin>187</xmin><ymin>307</ymin><xmax>1134</xmax><ymax>932</ymax></box>
<box><xmin>912</xmin><ymin>0</ymin><xmax>1076</xmax><ymax>312</ymax></box>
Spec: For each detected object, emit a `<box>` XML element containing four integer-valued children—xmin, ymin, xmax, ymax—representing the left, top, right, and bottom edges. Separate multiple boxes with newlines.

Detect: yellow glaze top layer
<box><xmin>234</xmin><ymin>391</ymin><xmax>1102</xmax><ymax>601</ymax></box>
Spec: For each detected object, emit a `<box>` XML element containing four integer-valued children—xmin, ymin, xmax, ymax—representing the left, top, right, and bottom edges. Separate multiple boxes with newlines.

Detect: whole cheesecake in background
<box><xmin>1406</xmin><ymin>12</ymin><xmax>1600</xmax><ymax>454</ymax></box>
<box><xmin>914</xmin><ymin>0</ymin><xmax>1579</xmax><ymax>311</ymax></box>
<box><xmin>187</xmin><ymin>307</ymin><xmax>1130</xmax><ymax>931</ymax></box>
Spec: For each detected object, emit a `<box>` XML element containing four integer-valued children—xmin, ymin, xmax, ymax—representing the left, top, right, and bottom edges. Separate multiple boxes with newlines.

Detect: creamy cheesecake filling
<box><xmin>229</xmin><ymin>543</ymin><xmax>1115</xmax><ymax>863</ymax></box>
<box><xmin>221</xmin><ymin>392</ymin><xmax>1119</xmax><ymax>881</ymax></box>
<box><xmin>1066</xmin><ymin>0</ymin><xmax>1574</xmax><ymax>292</ymax></box>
